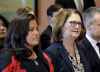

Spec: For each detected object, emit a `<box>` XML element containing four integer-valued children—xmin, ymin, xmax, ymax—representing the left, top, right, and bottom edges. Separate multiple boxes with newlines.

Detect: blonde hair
<box><xmin>51</xmin><ymin>8</ymin><xmax>68</xmax><ymax>41</ymax></box>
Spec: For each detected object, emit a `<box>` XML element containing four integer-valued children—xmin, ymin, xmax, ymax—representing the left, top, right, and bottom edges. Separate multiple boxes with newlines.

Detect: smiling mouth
<box><xmin>72</xmin><ymin>31</ymin><xmax>79</xmax><ymax>32</ymax></box>
<box><xmin>33</xmin><ymin>38</ymin><xmax>39</xmax><ymax>41</ymax></box>
<box><xmin>0</xmin><ymin>31</ymin><xmax>6</xmax><ymax>34</ymax></box>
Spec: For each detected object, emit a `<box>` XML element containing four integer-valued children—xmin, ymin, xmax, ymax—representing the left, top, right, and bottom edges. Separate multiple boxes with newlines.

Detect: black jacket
<box><xmin>55</xmin><ymin>0</ymin><xmax>95</xmax><ymax>11</ymax></box>
<box><xmin>40</xmin><ymin>25</ymin><xmax>52</xmax><ymax>50</ymax></box>
<box><xmin>46</xmin><ymin>42</ymin><xmax>91</xmax><ymax>72</ymax></box>
<box><xmin>78</xmin><ymin>37</ymin><xmax>100</xmax><ymax>72</ymax></box>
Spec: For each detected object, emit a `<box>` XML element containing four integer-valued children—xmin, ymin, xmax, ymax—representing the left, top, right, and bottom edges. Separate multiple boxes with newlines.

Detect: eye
<box><xmin>29</xmin><ymin>28</ymin><xmax>34</xmax><ymax>31</ymax></box>
<box><xmin>69</xmin><ymin>21</ymin><xmax>82</xmax><ymax>26</ymax></box>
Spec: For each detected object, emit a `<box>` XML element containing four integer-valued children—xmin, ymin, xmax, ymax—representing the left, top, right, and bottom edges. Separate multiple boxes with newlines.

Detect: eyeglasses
<box><xmin>68</xmin><ymin>21</ymin><xmax>82</xmax><ymax>27</ymax></box>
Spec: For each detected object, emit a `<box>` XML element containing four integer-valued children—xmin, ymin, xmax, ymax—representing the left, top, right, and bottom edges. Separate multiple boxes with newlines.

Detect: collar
<box><xmin>86</xmin><ymin>33</ymin><xmax>98</xmax><ymax>46</ymax></box>
<box><xmin>86</xmin><ymin>33</ymin><xmax>100</xmax><ymax>59</ymax></box>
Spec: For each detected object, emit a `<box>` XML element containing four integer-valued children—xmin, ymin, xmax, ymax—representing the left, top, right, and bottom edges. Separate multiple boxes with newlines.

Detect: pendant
<box><xmin>34</xmin><ymin>60</ymin><xmax>39</xmax><ymax>66</ymax></box>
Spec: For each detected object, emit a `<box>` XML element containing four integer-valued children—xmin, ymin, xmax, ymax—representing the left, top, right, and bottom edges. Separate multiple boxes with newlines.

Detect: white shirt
<box><xmin>86</xmin><ymin>33</ymin><xmax>100</xmax><ymax>59</ymax></box>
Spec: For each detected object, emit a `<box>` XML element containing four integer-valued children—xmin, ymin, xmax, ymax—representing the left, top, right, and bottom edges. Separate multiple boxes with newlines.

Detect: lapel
<box><xmin>77</xmin><ymin>43</ymin><xmax>89</xmax><ymax>71</ymax></box>
<box><xmin>82</xmin><ymin>37</ymin><xmax>100</xmax><ymax>64</ymax></box>
<box><xmin>58</xmin><ymin>43</ymin><xmax>74</xmax><ymax>71</ymax></box>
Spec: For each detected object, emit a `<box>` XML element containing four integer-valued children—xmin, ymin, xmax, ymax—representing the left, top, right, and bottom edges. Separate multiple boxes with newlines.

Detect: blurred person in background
<box><xmin>15</xmin><ymin>6</ymin><xmax>34</xmax><ymax>19</ymax></box>
<box><xmin>78</xmin><ymin>7</ymin><xmax>100</xmax><ymax>72</ymax></box>
<box><xmin>40</xmin><ymin>4</ymin><xmax>62</xmax><ymax>50</ymax></box>
<box><xmin>0</xmin><ymin>15</ymin><xmax>9</xmax><ymax>49</ymax></box>
<box><xmin>55</xmin><ymin>0</ymin><xmax>95</xmax><ymax>12</ymax></box>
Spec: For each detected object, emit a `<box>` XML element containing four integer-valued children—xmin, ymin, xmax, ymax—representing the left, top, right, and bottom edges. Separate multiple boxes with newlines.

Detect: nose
<box><xmin>32</xmin><ymin>30</ymin><xmax>39</xmax><ymax>37</ymax></box>
<box><xmin>75</xmin><ymin>24</ymin><xmax>80</xmax><ymax>28</ymax></box>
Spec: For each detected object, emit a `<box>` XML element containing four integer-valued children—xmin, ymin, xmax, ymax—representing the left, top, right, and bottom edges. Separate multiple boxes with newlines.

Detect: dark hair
<box><xmin>47</xmin><ymin>4</ymin><xmax>62</xmax><ymax>17</ymax></box>
<box><xmin>4</xmin><ymin>14</ymin><xmax>38</xmax><ymax>58</ymax></box>
<box><xmin>5</xmin><ymin>14</ymin><xmax>37</xmax><ymax>48</ymax></box>
<box><xmin>55</xmin><ymin>0</ymin><xmax>76</xmax><ymax>9</ymax></box>
<box><xmin>0</xmin><ymin>14</ymin><xmax>9</xmax><ymax>28</ymax></box>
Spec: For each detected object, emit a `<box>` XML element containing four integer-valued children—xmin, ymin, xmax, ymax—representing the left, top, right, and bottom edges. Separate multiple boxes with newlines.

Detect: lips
<box><xmin>72</xmin><ymin>31</ymin><xmax>79</xmax><ymax>32</ymax></box>
<box><xmin>0</xmin><ymin>31</ymin><xmax>6</xmax><ymax>35</ymax></box>
<box><xmin>32</xmin><ymin>37</ymin><xmax>39</xmax><ymax>41</ymax></box>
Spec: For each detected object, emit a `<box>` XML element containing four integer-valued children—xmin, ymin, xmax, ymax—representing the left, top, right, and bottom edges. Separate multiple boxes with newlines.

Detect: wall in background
<box><xmin>0</xmin><ymin>0</ymin><xmax>100</xmax><ymax>33</ymax></box>
<box><xmin>0</xmin><ymin>0</ymin><xmax>34</xmax><ymax>21</ymax></box>
<box><xmin>38</xmin><ymin>0</ymin><xmax>55</xmax><ymax>33</ymax></box>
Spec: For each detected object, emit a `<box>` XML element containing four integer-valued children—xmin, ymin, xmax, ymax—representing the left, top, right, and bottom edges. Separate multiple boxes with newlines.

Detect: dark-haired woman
<box><xmin>0</xmin><ymin>14</ymin><xmax>54</xmax><ymax>72</ymax></box>
<box><xmin>0</xmin><ymin>15</ymin><xmax>9</xmax><ymax>49</ymax></box>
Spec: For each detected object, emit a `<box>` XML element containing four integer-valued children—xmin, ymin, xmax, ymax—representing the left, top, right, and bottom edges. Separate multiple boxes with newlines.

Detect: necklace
<box><xmin>68</xmin><ymin>47</ymin><xmax>84</xmax><ymax>72</ymax></box>
<box><xmin>34</xmin><ymin>60</ymin><xmax>39</xmax><ymax>66</ymax></box>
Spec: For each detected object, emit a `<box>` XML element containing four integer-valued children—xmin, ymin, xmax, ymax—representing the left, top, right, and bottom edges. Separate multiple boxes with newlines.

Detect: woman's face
<box><xmin>0</xmin><ymin>19</ymin><xmax>7</xmax><ymax>38</ymax></box>
<box><xmin>62</xmin><ymin>13</ymin><xmax>82</xmax><ymax>39</ymax></box>
<box><xmin>26</xmin><ymin>19</ymin><xmax>40</xmax><ymax>48</ymax></box>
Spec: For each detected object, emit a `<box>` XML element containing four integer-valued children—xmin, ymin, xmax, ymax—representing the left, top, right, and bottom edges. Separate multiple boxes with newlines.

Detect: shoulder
<box><xmin>78</xmin><ymin>37</ymin><xmax>88</xmax><ymax>48</ymax></box>
<box><xmin>0</xmin><ymin>49</ymin><xmax>13</xmax><ymax>70</ymax></box>
<box><xmin>41</xmin><ymin>25</ymin><xmax>52</xmax><ymax>37</ymax></box>
<box><xmin>78</xmin><ymin>37</ymin><xmax>92</xmax><ymax>50</ymax></box>
<box><xmin>45</xmin><ymin>42</ymin><xmax>61</xmax><ymax>58</ymax></box>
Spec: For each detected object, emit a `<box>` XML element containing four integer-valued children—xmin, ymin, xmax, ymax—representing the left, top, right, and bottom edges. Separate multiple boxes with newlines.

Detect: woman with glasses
<box><xmin>45</xmin><ymin>9</ymin><xmax>91</xmax><ymax>72</ymax></box>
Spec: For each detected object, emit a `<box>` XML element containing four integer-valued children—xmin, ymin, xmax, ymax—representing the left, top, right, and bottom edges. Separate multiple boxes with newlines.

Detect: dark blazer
<box><xmin>55</xmin><ymin>0</ymin><xmax>95</xmax><ymax>11</ymax></box>
<box><xmin>40</xmin><ymin>25</ymin><xmax>52</xmax><ymax>50</ymax></box>
<box><xmin>45</xmin><ymin>42</ymin><xmax>91</xmax><ymax>72</ymax></box>
<box><xmin>78</xmin><ymin>37</ymin><xmax>100</xmax><ymax>72</ymax></box>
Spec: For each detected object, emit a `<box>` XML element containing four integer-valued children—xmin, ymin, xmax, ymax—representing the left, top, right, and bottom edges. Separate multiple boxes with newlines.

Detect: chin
<box><xmin>72</xmin><ymin>34</ymin><xmax>80</xmax><ymax>38</ymax></box>
<box><xmin>32</xmin><ymin>41</ymin><xmax>39</xmax><ymax>46</ymax></box>
<box><xmin>0</xmin><ymin>35</ymin><xmax>6</xmax><ymax>39</ymax></box>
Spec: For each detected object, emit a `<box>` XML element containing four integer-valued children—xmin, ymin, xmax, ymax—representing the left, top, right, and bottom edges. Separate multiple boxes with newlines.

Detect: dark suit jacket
<box><xmin>55</xmin><ymin>0</ymin><xmax>95</xmax><ymax>11</ymax></box>
<box><xmin>40</xmin><ymin>25</ymin><xmax>52</xmax><ymax>50</ymax></box>
<box><xmin>78</xmin><ymin>37</ymin><xmax>100</xmax><ymax>72</ymax></box>
<box><xmin>45</xmin><ymin>42</ymin><xmax>91</xmax><ymax>72</ymax></box>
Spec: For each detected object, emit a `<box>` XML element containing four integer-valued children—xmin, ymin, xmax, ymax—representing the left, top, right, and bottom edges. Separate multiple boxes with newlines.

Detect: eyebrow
<box><xmin>69</xmin><ymin>21</ymin><xmax>82</xmax><ymax>23</ymax></box>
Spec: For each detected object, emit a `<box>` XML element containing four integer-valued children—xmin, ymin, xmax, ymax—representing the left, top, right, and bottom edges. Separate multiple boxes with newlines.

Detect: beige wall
<box><xmin>96</xmin><ymin>0</ymin><xmax>100</xmax><ymax>7</ymax></box>
<box><xmin>38</xmin><ymin>0</ymin><xmax>55</xmax><ymax>33</ymax></box>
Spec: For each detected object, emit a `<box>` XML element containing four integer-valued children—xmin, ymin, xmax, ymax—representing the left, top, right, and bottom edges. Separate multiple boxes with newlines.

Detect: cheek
<box><xmin>62</xmin><ymin>26</ymin><xmax>72</xmax><ymax>38</ymax></box>
<box><xmin>26</xmin><ymin>32</ymin><xmax>40</xmax><ymax>46</ymax></box>
<box><xmin>62</xmin><ymin>29</ymin><xmax>70</xmax><ymax>38</ymax></box>
<box><xmin>26</xmin><ymin>32</ymin><xmax>36</xmax><ymax>43</ymax></box>
<box><xmin>90</xmin><ymin>27</ymin><xmax>97</xmax><ymax>33</ymax></box>
<box><xmin>62</xmin><ymin>31</ymin><xmax>68</xmax><ymax>38</ymax></box>
<box><xmin>79</xmin><ymin>27</ymin><xmax>82</xmax><ymax>33</ymax></box>
<box><xmin>26</xmin><ymin>33</ymin><xmax>32</xmax><ymax>44</ymax></box>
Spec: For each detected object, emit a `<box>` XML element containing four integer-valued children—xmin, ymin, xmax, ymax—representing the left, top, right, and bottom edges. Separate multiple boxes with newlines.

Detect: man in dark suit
<box><xmin>78</xmin><ymin>7</ymin><xmax>100</xmax><ymax>72</ymax></box>
<box><xmin>55</xmin><ymin>0</ymin><xmax>95</xmax><ymax>12</ymax></box>
<box><xmin>40</xmin><ymin>4</ymin><xmax>62</xmax><ymax>50</ymax></box>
